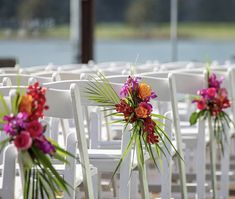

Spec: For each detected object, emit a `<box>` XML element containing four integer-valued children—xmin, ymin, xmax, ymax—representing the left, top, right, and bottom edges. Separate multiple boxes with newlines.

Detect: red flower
<box><xmin>207</xmin><ymin>87</ymin><xmax>216</xmax><ymax>98</ymax></box>
<box><xmin>115</xmin><ymin>99</ymin><xmax>136</xmax><ymax>123</ymax></box>
<box><xmin>195</xmin><ymin>99</ymin><xmax>207</xmax><ymax>110</ymax></box>
<box><xmin>14</xmin><ymin>131</ymin><xmax>32</xmax><ymax>150</ymax></box>
<box><xmin>143</xmin><ymin>117</ymin><xmax>156</xmax><ymax>133</ymax></box>
<box><xmin>222</xmin><ymin>98</ymin><xmax>231</xmax><ymax>109</ymax></box>
<box><xmin>26</xmin><ymin>120</ymin><xmax>43</xmax><ymax>138</ymax></box>
<box><xmin>27</xmin><ymin>82</ymin><xmax>49</xmax><ymax>121</ymax></box>
<box><xmin>147</xmin><ymin>133</ymin><xmax>159</xmax><ymax>144</ymax></box>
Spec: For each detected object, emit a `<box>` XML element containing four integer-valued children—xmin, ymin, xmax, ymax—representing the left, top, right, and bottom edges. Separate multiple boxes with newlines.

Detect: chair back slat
<box><xmin>0</xmin><ymin>74</ymin><xmax>53</xmax><ymax>85</ymax></box>
<box><xmin>170</xmin><ymin>72</ymin><xmax>205</xmax><ymax>94</ymax></box>
<box><xmin>44</xmin><ymin>80</ymin><xmax>123</xmax><ymax>106</ymax></box>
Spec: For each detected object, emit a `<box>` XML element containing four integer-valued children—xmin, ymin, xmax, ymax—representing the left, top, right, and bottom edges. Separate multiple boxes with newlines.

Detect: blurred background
<box><xmin>0</xmin><ymin>0</ymin><xmax>235</xmax><ymax>66</ymax></box>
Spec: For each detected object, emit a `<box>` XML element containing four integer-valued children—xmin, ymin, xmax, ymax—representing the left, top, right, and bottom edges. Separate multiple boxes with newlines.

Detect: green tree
<box><xmin>126</xmin><ymin>0</ymin><xmax>156</xmax><ymax>26</ymax></box>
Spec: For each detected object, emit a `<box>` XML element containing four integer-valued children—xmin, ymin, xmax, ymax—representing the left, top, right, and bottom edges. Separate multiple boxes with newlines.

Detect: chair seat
<box><xmin>87</xmin><ymin>149</ymin><xmax>149</xmax><ymax>172</ymax></box>
<box><xmin>0</xmin><ymin>163</ymin><xmax>97</xmax><ymax>195</ymax></box>
<box><xmin>0</xmin><ymin>176</ymin><xmax>22</xmax><ymax>199</ymax></box>
<box><xmin>54</xmin><ymin>164</ymin><xmax>97</xmax><ymax>186</ymax></box>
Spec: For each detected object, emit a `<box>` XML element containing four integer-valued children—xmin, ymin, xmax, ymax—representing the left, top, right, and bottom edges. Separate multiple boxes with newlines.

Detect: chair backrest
<box><xmin>96</xmin><ymin>61</ymin><xmax>130</xmax><ymax>69</ymax></box>
<box><xmin>171</xmin><ymin>72</ymin><xmax>205</xmax><ymax>94</ymax></box>
<box><xmin>139</xmin><ymin>71</ymin><xmax>169</xmax><ymax>78</ymax></box>
<box><xmin>0</xmin><ymin>74</ymin><xmax>55</xmax><ymax>85</ymax></box>
<box><xmin>160</xmin><ymin>61</ymin><xmax>190</xmax><ymax>71</ymax></box>
<box><xmin>54</xmin><ymin>71</ymin><xmax>81</xmax><ymax>81</ymax></box>
<box><xmin>43</xmin><ymin>80</ymin><xmax>122</xmax><ymax>105</ymax></box>
<box><xmin>58</xmin><ymin>64</ymin><xmax>86</xmax><ymax>71</ymax></box>
<box><xmin>22</xmin><ymin>63</ymin><xmax>58</xmax><ymax>74</ymax></box>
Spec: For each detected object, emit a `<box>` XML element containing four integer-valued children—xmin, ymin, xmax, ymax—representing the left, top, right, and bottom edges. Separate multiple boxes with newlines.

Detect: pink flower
<box><xmin>207</xmin><ymin>87</ymin><xmax>216</xmax><ymax>98</ymax></box>
<box><xmin>14</xmin><ymin>131</ymin><xmax>32</xmax><ymax>150</ymax></box>
<box><xmin>26</xmin><ymin>120</ymin><xmax>43</xmax><ymax>138</ymax></box>
<box><xmin>198</xmin><ymin>88</ymin><xmax>207</xmax><ymax>98</ymax></box>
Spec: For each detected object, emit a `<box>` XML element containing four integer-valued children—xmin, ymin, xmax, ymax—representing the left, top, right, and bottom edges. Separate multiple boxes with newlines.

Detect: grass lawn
<box><xmin>1</xmin><ymin>22</ymin><xmax>235</xmax><ymax>40</ymax></box>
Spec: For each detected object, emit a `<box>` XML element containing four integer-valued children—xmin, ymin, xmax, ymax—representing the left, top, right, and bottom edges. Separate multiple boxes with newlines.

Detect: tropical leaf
<box><xmin>110</xmin><ymin>131</ymin><xmax>136</xmax><ymax>180</ymax></box>
<box><xmin>0</xmin><ymin>93</ymin><xmax>10</xmax><ymax>115</ymax></box>
<box><xmin>85</xmin><ymin>73</ymin><xmax>120</xmax><ymax>105</ymax></box>
<box><xmin>151</xmin><ymin>113</ymin><xmax>170</xmax><ymax>120</ymax></box>
<box><xmin>0</xmin><ymin>137</ymin><xmax>11</xmax><ymax>153</ymax></box>
<box><xmin>189</xmin><ymin>112</ymin><xmax>199</xmax><ymax>125</ymax></box>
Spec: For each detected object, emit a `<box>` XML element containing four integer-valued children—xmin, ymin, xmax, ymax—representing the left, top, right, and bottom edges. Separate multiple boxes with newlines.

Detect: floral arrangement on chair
<box><xmin>86</xmin><ymin>74</ymin><xmax>179</xmax><ymax>175</ymax></box>
<box><xmin>0</xmin><ymin>82</ymin><xmax>73</xmax><ymax>199</ymax></box>
<box><xmin>190</xmin><ymin>71</ymin><xmax>234</xmax><ymax>152</ymax></box>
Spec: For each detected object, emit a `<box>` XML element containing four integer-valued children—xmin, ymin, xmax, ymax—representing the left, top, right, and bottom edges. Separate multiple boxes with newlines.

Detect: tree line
<box><xmin>0</xmin><ymin>0</ymin><xmax>235</xmax><ymax>28</ymax></box>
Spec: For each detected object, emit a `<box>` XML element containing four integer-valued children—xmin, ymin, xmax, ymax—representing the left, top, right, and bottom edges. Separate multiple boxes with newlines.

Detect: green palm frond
<box><xmin>85</xmin><ymin>72</ymin><xmax>120</xmax><ymax>106</ymax></box>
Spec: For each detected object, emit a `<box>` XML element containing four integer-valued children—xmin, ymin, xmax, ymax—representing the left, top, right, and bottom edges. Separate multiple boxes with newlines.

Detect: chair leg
<box><xmin>111</xmin><ymin>175</ymin><xmax>118</xmax><ymax>198</ymax></box>
<box><xmin>92</xmin><ymin>173</ymin><xmax>98</xmax><ymax>199</ymax></box>
<box><xmin>97</xmin><ymin>173</ymin><xmax>102</xmax><ymax>199</ymax></box>
<box><xmin>196</xmin><ymin>121</ymin><xmax>206</xmax><ymax>199</ymax></box>
<box><xmin>75</xmin><ymin>187</ymin><xmax>82</xmax><ymax>199</ymax></box>
<box><xmin>208</xmin><ymin>117</ymin><xmax>217</xmax><ymax>199</ymax></box>
<box><xmin>131</xmin><ymin>170</ymin><xmax>139</xmax><ymax>199</ymax></box>
<box><xmin>161</xmin><ymin>154</ymin><xmax>172</xmax><ymax>199</ymax></box>
<box><xmin>138</xmin><ymin>163</ymin><xmax>150</xmax><ymax>199</ymax></box>
<box><xmin>220</xmin><ymin>134</ymin><xmax>230</xmax><ymax>199</ymax></box>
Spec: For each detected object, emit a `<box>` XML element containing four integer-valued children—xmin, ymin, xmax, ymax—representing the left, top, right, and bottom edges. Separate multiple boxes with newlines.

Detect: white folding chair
<box><xmin>43</xmin><ymin>80</ymin><xmax>134</xmax><ymax>199</ymax></box>
<box><xmin>103</xmin><ymin>75</ymin><xmax>182</xmax><ymax>199</ymax></box>
<box><xmin>169</xmin><ymin>72</ymin><xmax>220</xmax><ymax>199</ymax></box>
<box><xmin>173</xmin><ymin>67</ymin><xmax>233</xmax><ymax>183</ymax></box>
<box><xmin>0</xmin><ymin>85</ymin><xmax>97</xmax><ymax>199</ymax></box>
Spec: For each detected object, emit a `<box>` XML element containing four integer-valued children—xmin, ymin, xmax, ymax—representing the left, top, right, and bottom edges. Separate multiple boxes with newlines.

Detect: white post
<box><xmin>170</xmin><ymin>0</ymin><xmax>178</xmax><ymax>61</ymax></box>
<box><xmin>70</xmin><ymin>0</ymin><xmax>81</xmax><ymax>62</ymax></box>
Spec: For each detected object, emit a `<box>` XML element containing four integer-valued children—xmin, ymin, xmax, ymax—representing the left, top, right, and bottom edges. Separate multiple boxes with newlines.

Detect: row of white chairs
<box><xmin>0</xmin><ymin>62</ymin><xmax>235</xmax><ymax>199</ymax></box>
<box><xmin>1</xmin><ymin>59</ymin><xmax>234</xmax><ymax>76</ymax></box>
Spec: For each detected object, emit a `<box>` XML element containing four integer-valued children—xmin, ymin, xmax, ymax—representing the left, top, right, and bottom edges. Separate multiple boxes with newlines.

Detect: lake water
<box><xmin>0</xmin><ymin>39</ymin><xmax>235</xmax><ymax>66</ymax></box>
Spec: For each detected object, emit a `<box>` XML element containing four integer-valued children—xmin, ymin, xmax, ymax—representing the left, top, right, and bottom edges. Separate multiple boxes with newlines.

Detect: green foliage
<box><xmin>125</xmin><ymin>0</ymin><xmax>157</xmax><ymax>27</ymax></box>
<box><xmin>22</xmin><ymin>145</ymin><xmax>72</xmax><ymax>199</ymax></box>
<box><xmin>85</xmin><ymin>73</ymin><xmax>120</xmax><ymax>106</ymax></box>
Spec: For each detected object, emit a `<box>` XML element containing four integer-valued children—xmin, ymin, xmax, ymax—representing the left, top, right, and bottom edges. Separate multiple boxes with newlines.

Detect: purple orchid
<box><xmin>34</xmin><ymin>136</ymin><xmax>55</xmax><ymax>154</ymax></box>
<box><xmin>208</xmin><ymin>73</ymin><xmax>224</xmax><ymax>89</ymax></box>
<box><xmin>3</xmin><ymin>112</ymin><xmax>28</xmax><ymax>136</ymax></box>
<box><xmin>120</xmin><ymin>76</ymin><xmax>141</xmax><ymax>97</ymax></box>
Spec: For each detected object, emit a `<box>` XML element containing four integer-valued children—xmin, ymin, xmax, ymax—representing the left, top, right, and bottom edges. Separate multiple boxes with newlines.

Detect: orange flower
<box><xmin>19</xmin><ymin>95</ymin><xmax>33</xmax><ymax>115</ymax></box>
<box><xmin>135</xmin><ymin>106</ymin><xmax>148</xmax><ymax>118</ymax></box>
<box><xmin>138</xmin><ymin>82</ymin><xmax>152</xmax><ymax>100</ymax></box>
